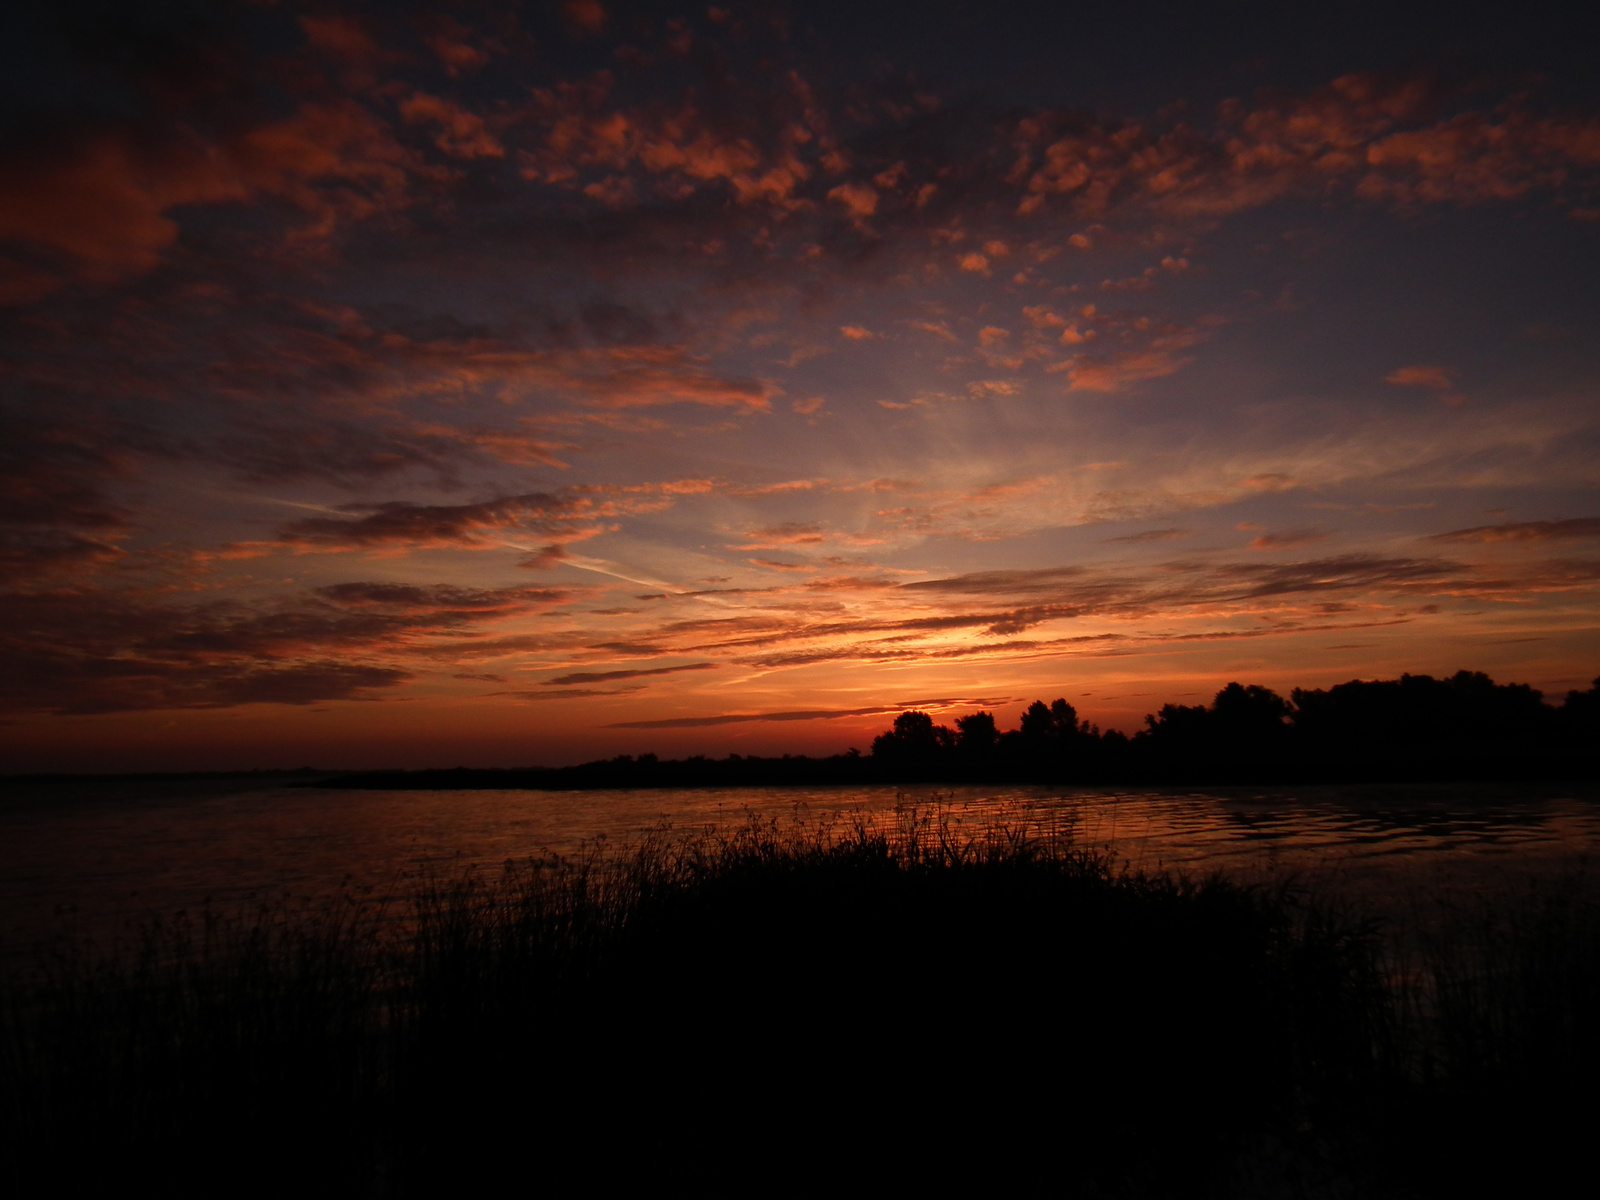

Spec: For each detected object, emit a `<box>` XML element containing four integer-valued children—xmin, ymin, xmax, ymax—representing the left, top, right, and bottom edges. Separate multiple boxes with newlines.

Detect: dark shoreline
<box><xmin>4</xmin><ymin>755</ymin><xmax>1596</xmax><ymax>793</ymax></box>
<box><xmin>307</xmin><ymin>754</ymin><xmax>1600</xmax><ymax>790</ymax></box>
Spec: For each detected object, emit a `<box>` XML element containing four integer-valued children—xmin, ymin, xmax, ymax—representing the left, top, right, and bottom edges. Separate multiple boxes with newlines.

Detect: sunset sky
<box><xmin>3</xmin><ymin>0</ymin><xmax>1598</xmax><ymax>771</ymax></box>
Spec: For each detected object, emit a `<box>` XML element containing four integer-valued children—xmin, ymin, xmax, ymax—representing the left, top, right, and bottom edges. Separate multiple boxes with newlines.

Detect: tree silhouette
<box><xmin>1290</xmin><ymin>670</ymin><xmax>1555</xmax><ymax>751</ymax></box>
<box><xmin>1561</xmin><ymin>677</ymin><xmax>1600</xmax><ymax>741</ymax></box>
<box><xmin>871</xmin><ymin>710</ymin><xmax>955</xmax><ymax>770</ymax></box>
<box><xmin>955</xmin><ymin>711</ymin><xmax>999</xmax><ymax>761</ymax></box>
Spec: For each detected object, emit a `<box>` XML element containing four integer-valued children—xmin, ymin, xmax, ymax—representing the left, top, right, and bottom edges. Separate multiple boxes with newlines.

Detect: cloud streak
<box><xmin>545</xmin><ymin>662</ymin><xmax>716</xmax><ymax>685</ymax></box>
<box><xmin>1429</xmin><ymin>518</ymin><xmax>1600</xmax><ymax>543</ymax></box>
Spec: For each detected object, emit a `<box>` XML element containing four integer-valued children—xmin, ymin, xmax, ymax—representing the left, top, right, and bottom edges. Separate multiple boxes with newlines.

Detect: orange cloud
<box><xmin>828</xmin><ymin>181</ymin><xmax>879</xmax><ymax>217</ymax></box>
<box><xmin>1385</xmin><ymin>365</ymin><xmax>1463</xmax><ymax>405</ymax></box>
<box><xmin>424</xmin><ymin>18</ymin><xmax>492</xmax><ymax>75</ymax></box>
<box><xmin>735</xmin><ymin>522</ymin><xmax>828</xmax><ymax>549</ymax></box>
<box><xmin>563</xmin><ymin>0</ymin><xmax>608</xmax><ymax>36</ymax></box>
<box><xmin>1249</xmin><ymin>530</ymin><xmax>1329</xmax><ymax>550</ymax></box>
<box><xmin>400</xmin><ymin>93</ymin><xmax>505</xmax><ymax>159</ymax></box>
<box><xmin>0</xmin><ymin>101</ymin><xmax>414</xmax><ymax>290</ymax></box>
<box><xmin>406</xmin><ymin>343</ymin><xmax>776</xmax><ymax>412</ymax></box>
<box><xmin>518</xmin><ymin>72</ymin><xmax>819</xmax><ymax>211</ymax></box>
<box><xmin>1057</xmin><ymin>348</ymin><xmax>1191</xmax><ymax>392</ymax></box>
<box><xmin>909</xmin><ymin>320</ymin><xmax>959</xmax><ymax>342</ymax></box>
<box><xmin>410</xmin><ymin>424</ymin><xmax>570</xmax><ymax>468</ymax></box>
<box><xmin>1385</xmin><ymin>365</ymin><xmax>1453</xmax><ymax>389</ymax></box>
<box><xmin>967</xmin><ymin>380</ymin><xmax>1022</xmax><ymax>399</ymax></box>
<box><xmin>1010</xmin><ymin>73</ymin><xmax>1600</xmax><ymax>223</ymax></box>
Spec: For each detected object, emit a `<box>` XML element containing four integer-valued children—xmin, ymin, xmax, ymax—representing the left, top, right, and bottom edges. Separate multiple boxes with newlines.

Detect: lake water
<box><xmin>3</xmin><ymin>777</ymin><xmax>1598</xmax><ymax>954</ymax></box>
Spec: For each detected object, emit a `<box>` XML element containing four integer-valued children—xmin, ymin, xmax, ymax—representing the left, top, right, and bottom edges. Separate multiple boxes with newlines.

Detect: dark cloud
<box><xmin>0</xmin><ymin>530</ymin><xmax>123</xmax><ymax>584</ymax></box>
<box><xmin>0</xmin><ymin>409</ymin><xmax>133</xmax><ymax>582</ymax></box>
<box><xmin>608</xmin><ymin>697</ymin><xmax>1014</xmax><ymax>729</ymax></box>
<box><xmin>278</xmin><ymin>493</ymin><xmax>576</xmax><ymax>548</ymax></box>
<box><xmin>316</xmin><ymin>582</ymin><xmax>569</xmax><ymax>610</ymax></box>
<box><xmin>1206</xmin><ymin>555</ymin><xmax>1459</xmax><ymax>600</ymax></box>
<box><xmin>0</xmin><ymin>581</ymin><xmax>568</xmax><ymax>714</ymax></box>
<box><xmin>1104</xmin><ymin>528</ymin><xmax>1191</xmax><ymax>543</ymax></box>
<box><xmin>588</xmin><ymin>641</ymin><xmax>666</xmax><ymax>656</ymax></box>
<box><xmin>1428</xmin><ymin>518</ymin><xmax>1600</xmax><ymax>543</ymax></box>
<box><xmin>0</xmin><ymin>646</ymin><xmax>411</xmax><ymax>716</ymax></box>
<box><xmin>490</xmin><ymin>687</ymin><xmax>648</xmax><ymax>701</ymax></box>
<box><xmin>901</xmin><ymin>566</ymin><xmax>1093</xmax><ymax>596</ymax></box>
<box><xmin>544</xmin><ymin>662</ymin><xmax>716</xmax><ymax>685</ymax></box>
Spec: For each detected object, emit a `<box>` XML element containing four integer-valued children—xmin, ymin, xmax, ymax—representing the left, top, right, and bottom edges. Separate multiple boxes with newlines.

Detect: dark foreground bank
<box><xmin>2</xmin><ymin>813</ymin><xmax>1595</xmax><ymax>1197</ymax></box>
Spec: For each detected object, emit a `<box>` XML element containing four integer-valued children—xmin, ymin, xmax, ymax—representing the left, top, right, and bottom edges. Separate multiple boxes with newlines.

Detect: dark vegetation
<box><xmin>325</xmin><ymin>670</ymin><xmax>1600</xmax><ymax>789</ymax></box>
<box><xmin>2</xmin><ymin>813</ymin><xmax>1595</xmax><ymax>1197</ymax></box>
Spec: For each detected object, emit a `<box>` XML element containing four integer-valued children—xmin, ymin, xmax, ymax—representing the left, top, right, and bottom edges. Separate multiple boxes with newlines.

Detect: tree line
<box><xmin>868</xmin><ymin>670</ymin><xmax>1599</xmax><ymax>781</ymax></box>
<box><xmin>322</xmin><ymin>669</ymin><xmax>1600</xmax><ymax>790</ymax></box>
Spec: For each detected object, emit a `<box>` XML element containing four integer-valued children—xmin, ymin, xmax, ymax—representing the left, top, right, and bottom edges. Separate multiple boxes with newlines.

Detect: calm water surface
<box><xmin>3</xmin><ymin>778</ymin><xmax>1598</xmax><ymax>950</ymax></box>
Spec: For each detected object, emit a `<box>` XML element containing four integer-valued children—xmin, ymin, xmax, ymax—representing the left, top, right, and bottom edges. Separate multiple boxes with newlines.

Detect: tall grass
<box><xmin>1</xmin><ymin>810</ymin><xmax>1594</xmax><ymax>1196</ymax></box>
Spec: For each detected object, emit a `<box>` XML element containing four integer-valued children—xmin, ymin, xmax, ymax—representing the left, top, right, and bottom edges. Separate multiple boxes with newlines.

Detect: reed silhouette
<box><xmin>3</xmin><ymin>812</ymin><xmax>1596</xmax><ymax>1196</ymax></box>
